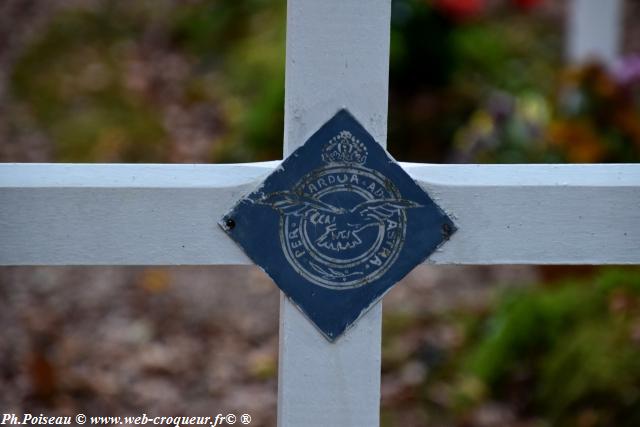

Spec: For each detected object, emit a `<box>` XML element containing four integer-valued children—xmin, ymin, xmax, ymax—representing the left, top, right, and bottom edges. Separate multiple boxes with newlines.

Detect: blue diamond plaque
<box><xmin>220</xmin><ymin>110</ymin><xmax>456</xmax><ymax>341</ymax></box>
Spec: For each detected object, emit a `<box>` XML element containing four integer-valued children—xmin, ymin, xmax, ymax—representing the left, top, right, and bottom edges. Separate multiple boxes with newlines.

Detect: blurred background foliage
<box><xmin>465</xmin><ymin>269</ymin><xmax>640</xmax><ymax>425</ymax></box>
<box><xmin>381</xmin><ymin>267</ymin><xmax>640</xmax><ymax>426</ymax></box>
<box><xmin>7</xmin><ymin>0</ymin><xmax>287</xmax><ymax>162</ymax></box>
<box><xmin>1</xmin><ymin>0</ymin><xmax>640</xmax><ymax>426</ymax></box>
<box><xmin>4</xmin><ymin>0</ymin><xmax>640</xmax><ymax>164</ymax></box>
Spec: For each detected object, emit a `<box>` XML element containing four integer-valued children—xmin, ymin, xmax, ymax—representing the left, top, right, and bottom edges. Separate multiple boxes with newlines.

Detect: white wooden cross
<box><xmin>568</xmin><ymin>0</ymin><xmax>622</xmax><ymax>66</ymax></box>
<box><xmin>1</xmin><ymin>1</ymin><xmax>639</xmax><ymax>426</ymax></box>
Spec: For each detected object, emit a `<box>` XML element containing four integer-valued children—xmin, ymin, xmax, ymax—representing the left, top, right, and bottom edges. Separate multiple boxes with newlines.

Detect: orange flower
<box><xmin>548</xmin><ymin>121</ymin><xmax>605</xmax><ymax>163</ymax></box>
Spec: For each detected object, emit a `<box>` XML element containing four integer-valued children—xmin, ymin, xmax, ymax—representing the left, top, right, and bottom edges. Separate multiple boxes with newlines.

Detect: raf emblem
<box><xmin>220</xmin><ymin>110</ymin><xmax>456</xmax><ymax>340</ymax></box>
<box><xmin>260</xmin><ymin>131</ymin><xmax>420</xmax><ymax>290</ymax></box>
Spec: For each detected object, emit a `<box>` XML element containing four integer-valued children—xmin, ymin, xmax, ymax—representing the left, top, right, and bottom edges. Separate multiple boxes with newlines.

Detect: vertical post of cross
<box><xmin>567</xmin><ymin>0</ymin><xmax>623</xmax><ymax>66</ymax></box>
<box><xmin>278</xmin><ymin>0</ymin><xmax>392</xmax><ymax>426</ymax></box>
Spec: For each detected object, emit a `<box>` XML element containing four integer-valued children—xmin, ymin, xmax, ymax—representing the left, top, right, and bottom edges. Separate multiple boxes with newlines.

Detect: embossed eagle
<box><xmin>257</xmin><ymin>192</ymin><xmax>421</xmax><ymax>252</ymax></box>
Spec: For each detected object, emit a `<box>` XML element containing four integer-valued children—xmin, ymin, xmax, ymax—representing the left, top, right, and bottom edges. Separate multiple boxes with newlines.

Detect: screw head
<box><xmin>442</xmin><ymin>222</ymin><xmax>452</xmax><ymax>238</ymax></box>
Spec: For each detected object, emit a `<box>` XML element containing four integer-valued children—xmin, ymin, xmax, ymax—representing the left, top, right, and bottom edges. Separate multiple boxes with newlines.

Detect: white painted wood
<box><xmin>278</xmin><ymin>0</ymin><xmax>391</xmax><ymax>426</ymax></box>
<box><xmin>0</xmin><ymin>162</ymin><xmax>273</xmax><ymax>266</ymax></box>
<box><xmin>2</xmin><ymin>163</ymin><xmax>639</xmax><ymax>266</ymax></box>
<box><xmin>405</xmin><ymin>163</ymin><xmax>640</xmax><ymax>264</ymax></box>
<box><xmin>568</xmin><ymin>0</ymin><xmax>622</xmax><ymax>66</ymax></box>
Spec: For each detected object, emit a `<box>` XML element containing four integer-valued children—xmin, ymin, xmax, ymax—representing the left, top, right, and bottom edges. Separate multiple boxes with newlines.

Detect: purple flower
<box><xmin>613</xmin><ymin>54</ymin><xmax>640</xmax><ymax>85</ymax></box>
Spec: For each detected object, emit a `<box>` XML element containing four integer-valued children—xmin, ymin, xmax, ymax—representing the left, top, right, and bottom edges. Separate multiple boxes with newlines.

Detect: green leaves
<box><xmin>464</xmin><ymin>269</ymin><xmax>640</xmax><ymax>425</ymax></box>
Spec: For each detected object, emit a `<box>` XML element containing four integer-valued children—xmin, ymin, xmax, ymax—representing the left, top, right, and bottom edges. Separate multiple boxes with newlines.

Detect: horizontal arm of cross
<box><xmin>1</xmin><ymin>162</ymin><xmax>638</xmax><ymax>266</ymax></box>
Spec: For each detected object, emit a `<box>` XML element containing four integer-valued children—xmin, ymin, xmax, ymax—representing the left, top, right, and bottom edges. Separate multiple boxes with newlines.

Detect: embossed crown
<box><xmin>321</xmin><ymin>131</ymin><xmax>368</xmax><ymax>165</ymax></box>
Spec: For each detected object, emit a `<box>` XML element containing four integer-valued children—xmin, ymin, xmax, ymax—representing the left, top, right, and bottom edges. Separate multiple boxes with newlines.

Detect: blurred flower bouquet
<box><xmin>549</xmin><ymin>58</ymin><xmax>640</xmax><ymax>163</ymax></box>
<box><xmin>455</xmin><ymin>58</ymin><xmax>640</xmax><ymax>163</ymax></box>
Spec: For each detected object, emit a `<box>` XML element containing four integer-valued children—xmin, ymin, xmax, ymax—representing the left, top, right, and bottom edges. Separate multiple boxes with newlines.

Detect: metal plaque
<box><xmin>220</xmin><ymin>110</ymin><xmax>456</xmax><ymax>340</ymax></box>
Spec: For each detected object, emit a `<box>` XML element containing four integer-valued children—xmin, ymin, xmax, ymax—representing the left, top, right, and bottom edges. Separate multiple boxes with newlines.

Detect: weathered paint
<box><xmin>220</xmin><ymin>110</ymin><xmax>455</xmax><ymax>340</ymax></box>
